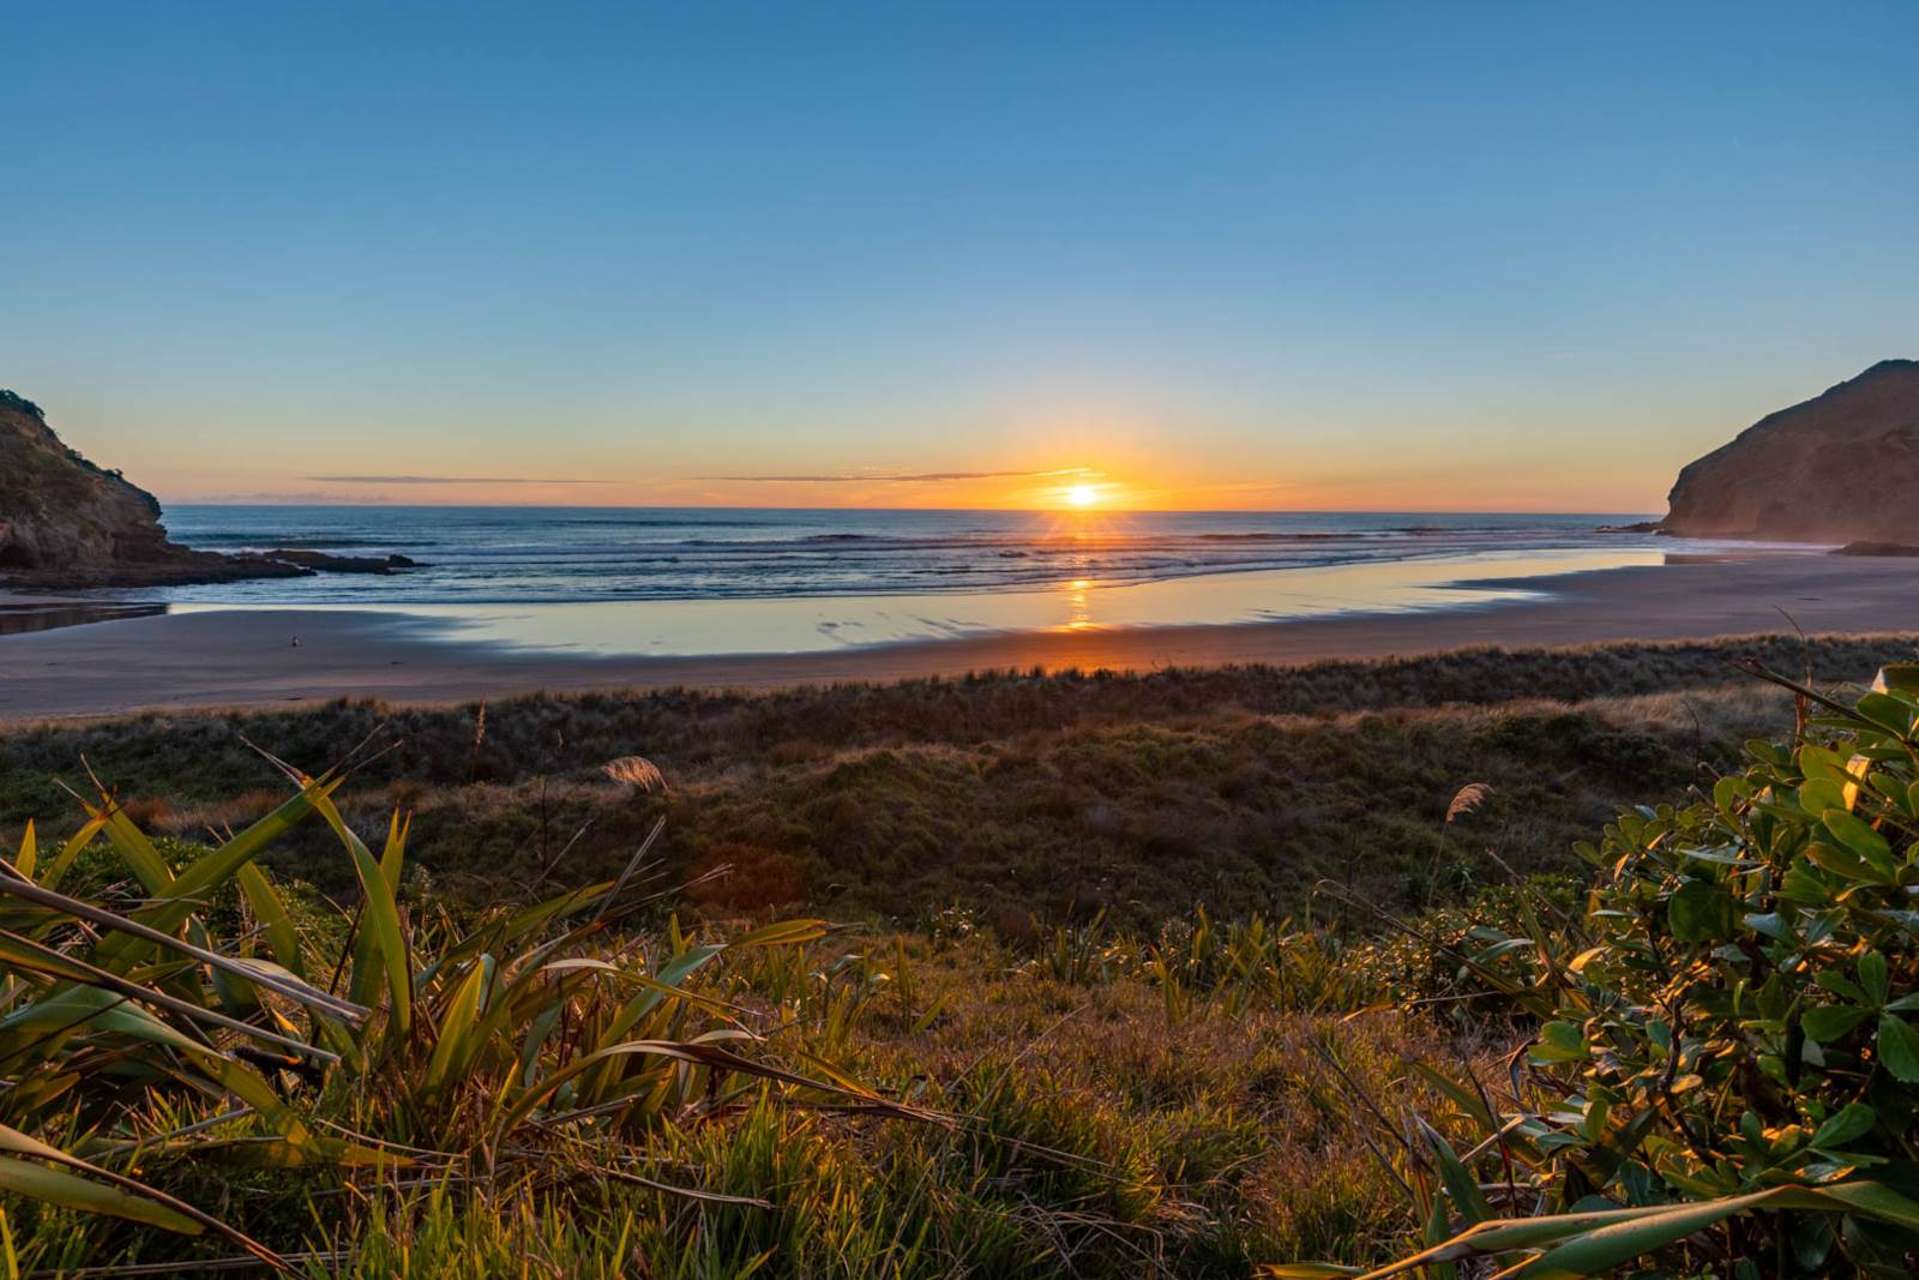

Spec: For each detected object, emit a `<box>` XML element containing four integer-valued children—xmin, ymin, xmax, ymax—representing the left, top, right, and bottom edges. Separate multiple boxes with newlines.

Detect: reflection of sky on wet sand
<box><xmin>172</xmin><ymin>547</ymin><xmax>1670</xmax><ymax>657</ymax></box>
<box><xmin>0</xmin><ymin>602</ymin><xmax>167</xmax><ymax>636</ymax></box>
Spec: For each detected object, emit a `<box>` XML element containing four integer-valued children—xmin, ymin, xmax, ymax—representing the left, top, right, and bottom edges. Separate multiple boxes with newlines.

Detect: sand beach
<box><xmin>5</xmin><ymin>552</ymin><xmax>1917</xmax><ymax>720</ymax></box>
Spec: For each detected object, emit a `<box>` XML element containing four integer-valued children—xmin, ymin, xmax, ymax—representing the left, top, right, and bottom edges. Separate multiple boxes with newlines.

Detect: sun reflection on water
<box><xmin>170</xmin><ymin>548</ymin><xmax>1673</xmax><ymax>656</ymax></box>
<box><xmin>1064</xmin><ymin>578</ymin><xmax>1094</xmax><ymax>630</ymax></box>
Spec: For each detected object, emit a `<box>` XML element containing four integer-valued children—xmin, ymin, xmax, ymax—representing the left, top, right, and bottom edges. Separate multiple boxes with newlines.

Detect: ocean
<box><xmin>29</xmin><ymin>506</ymin><xmax>1825</xmax><ymax>654</ymax></box>
<box><xmin>152</xmin><ymin>506</ymin><xmax>1672</xmax><ymax>606</ymax></box>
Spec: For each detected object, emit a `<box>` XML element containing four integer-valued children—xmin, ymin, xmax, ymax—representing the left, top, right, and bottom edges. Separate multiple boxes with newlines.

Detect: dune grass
<box><xmin>7</xmin><ymin>634</ymin><xmax>1919</xmax><ymax>1276</ymax></box>
<box><xmin>8</xmin><ymin>636</ymin><xmax>1908</xmax><ymax>930</ymax></box>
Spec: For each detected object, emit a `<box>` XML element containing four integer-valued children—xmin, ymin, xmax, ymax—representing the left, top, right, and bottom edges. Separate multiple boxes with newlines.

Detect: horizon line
<box><xmin>158</xmin><ymin>498</ymin><xmax>1666</xmax><ymax>517</ymax></box>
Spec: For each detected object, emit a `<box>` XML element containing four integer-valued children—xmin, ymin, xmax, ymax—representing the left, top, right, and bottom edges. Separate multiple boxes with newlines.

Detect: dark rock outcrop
<box><xmin>1660</xmin><ymin>360</ymin><xmax>1919</xmax><ymax>542</ymax></box>
<box><xmin>0</xmin><ymin>391</ymin><xmax>416</xmax><ymax>589</ymax></box>
<box><xmin>265</xmin><ymin>549</ymin><xmax>422</xmax><ymax>574</ymax></box>
<box><xmin>1832</xmin><ymin>541</ymin><xmax>1919</xmax><ymax>558</ymax></box>
<box><xmin>0</xmin><ymin>390</ymin><xmax>300</xmax><ymax>587</ymax></box>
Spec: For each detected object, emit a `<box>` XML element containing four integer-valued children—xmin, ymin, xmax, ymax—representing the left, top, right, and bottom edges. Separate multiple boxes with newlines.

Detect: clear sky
<box><xmin>4</xmin><ymin>2</ymin><xmax>1915</xmax><ymax>511</ymax></box>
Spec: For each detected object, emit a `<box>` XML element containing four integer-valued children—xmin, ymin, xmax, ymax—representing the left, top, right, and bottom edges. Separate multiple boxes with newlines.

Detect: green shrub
<box><xmin>1304</xmin><ymin>666</ymin><xmax>1919</xmax><ymax>1277</ymax></box>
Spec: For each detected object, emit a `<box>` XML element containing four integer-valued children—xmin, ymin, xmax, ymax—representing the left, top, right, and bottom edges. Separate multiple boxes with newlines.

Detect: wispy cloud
<box><xmin>710</xmin><ymin>467</ymin><xmax>1091</xmax><ymax>483</ymax></box>
<box><xmin>305</xmin><ymin>475</ymin><xmax>609</xmax><ymax>485</ymax></box>
<box><xmin>177</xmin><ymin>490</ymin><xmax>390</xmax><ymax>504</ymax></box>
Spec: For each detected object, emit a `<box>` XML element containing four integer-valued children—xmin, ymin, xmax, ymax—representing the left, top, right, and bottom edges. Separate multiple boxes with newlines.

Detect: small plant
<box><xmin>1147</xmin><ymin>907</ymin><xmax>1382</xmax><ymax>1020</ymax></box>
<box><xmin>0</xmin><ymin>388</ymin><xmax>44</xmax><ymax>418</ymax></box>
<box><xmin>1030</xmin><ymin>908</ymin><xmax>1132</xmax><ymax>985</ymax></box>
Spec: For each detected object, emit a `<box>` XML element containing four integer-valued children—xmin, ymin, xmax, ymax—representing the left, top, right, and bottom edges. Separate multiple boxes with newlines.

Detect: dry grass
<box><xmin>0</xmin><ymin>649</ymin><xmax>1833</xmax><ymax>929</ymax></box>
<box><xmin>729</xmin><ymin>925</ymin><xmax>1516</xmax><ymax>1271</ymax></box>
<box><xmin>601</xmin><ymin>754</ymin><xmax>668</xmax><ymax>791</ymax></box>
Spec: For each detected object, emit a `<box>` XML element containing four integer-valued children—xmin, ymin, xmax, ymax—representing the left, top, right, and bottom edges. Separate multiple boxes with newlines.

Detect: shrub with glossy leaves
<box><xmin>1290</xmin><ymin>666</ymin><xmax>1919</xmax><ymax>1278</ymax></box>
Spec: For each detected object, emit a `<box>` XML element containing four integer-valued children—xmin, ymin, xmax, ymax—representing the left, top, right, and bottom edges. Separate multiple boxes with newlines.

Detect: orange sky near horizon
<box><xmin>138</xmin><ymin>462</ymin><xmax>1675</xmax><ymax>514</ymax></box>
<box><xmin>29</xmin><ymin>357</ymin><xmax>1801</xmax><ymax>517</ymax></box>
<box><xmin>106</xmin><ymin>399</ymin><xmax>1695</xmax><ymax>515</ymax></box>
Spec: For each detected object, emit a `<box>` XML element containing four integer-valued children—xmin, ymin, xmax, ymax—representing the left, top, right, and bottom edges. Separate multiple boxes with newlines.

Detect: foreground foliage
<box><xmin>9</xmin><ymin>651</ymin><xmax>1919</xmax><ymax>1275</ymax></box>
<box><xmin>1283</xmin><ymin>666</ymin><xmax>1919</xmax><ymax>1277</ymax></box>
<box><xmin>1</xmin><ymin>748</ymin><xmax>1466</xmax><ymax>1275</ymax></box>
<box><xmin>0</xmin><ymin>748</ymin><xmax>908</xmax><ymax>1272</ymax></box>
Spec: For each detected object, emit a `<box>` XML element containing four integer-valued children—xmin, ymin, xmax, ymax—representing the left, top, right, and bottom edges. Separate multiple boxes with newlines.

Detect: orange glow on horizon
<box><xmin>152</xmin><ymin>449</ymin><xmax>1667</xmax><ymax>515</ymax></box>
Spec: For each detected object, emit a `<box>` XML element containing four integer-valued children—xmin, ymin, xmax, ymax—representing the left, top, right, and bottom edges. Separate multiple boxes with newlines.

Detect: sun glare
<box><xmin>1065</xmin><ymin>483</ymin><xmax>1098</xmax><ymax>508</ymax></box>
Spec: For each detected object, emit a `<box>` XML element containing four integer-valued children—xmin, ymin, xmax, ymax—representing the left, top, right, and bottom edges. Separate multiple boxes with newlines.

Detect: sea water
<box><xmin>149</xmin><ymin>506</ymin><xmax>1682</xmax><ymax>606</ymax></box>
<box><xmin>86</xmin><ymin>505</ymin><xmax>1816</xmax><ymax>655</ymax></box>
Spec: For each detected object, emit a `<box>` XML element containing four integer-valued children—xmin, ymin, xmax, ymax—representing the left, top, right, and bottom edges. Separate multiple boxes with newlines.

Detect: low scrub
<box><xmin>1278</xmin><ymin>665</ymin><xmax>1919</xmax><ymax>1277</ymax></box>
<box><xmin>14</xmin><ymin>637</ymin><xmax>1903</xmax><ymax>942</ymax></box>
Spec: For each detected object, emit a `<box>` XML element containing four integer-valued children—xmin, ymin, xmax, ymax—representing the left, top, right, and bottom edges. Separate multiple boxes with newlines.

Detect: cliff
<box><xmin>0</xmin><ymin>391</ymin><xmax>303</xmax><ymax>588</ymax></box>
<box><xmin>1661</xmin><ymin>360</ymin><xmax>1919</xmax><ymax>542</ymax></box>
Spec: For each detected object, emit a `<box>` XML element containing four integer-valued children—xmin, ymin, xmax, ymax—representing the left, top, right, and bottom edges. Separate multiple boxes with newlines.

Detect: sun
<box><xmin>1065</xmin><ymin>483</ymin><xmax>1099</xmax><ymax>508</ymax></box>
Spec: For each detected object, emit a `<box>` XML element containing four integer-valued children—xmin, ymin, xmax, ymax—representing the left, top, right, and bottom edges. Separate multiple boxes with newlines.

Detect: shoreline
<box><xmin>6</xmin><ymin>554</ymin><xmax>1919</xmax><ymax>720</ymax></box>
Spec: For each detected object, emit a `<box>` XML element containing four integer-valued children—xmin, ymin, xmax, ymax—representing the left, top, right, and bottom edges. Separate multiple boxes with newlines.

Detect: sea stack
<box><xmin>1660</xmin><ymin>359</ymin><xmax>1919</xmax><ymax>542</ymax></box>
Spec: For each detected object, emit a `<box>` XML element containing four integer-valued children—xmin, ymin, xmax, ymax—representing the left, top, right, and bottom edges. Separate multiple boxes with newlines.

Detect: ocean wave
<box><xmin>178</xmin><ymin>534</ymin><xmax>432</xmax><ymax>549</ymax></box>
<box><xmin>1392</xmin><ymin>524</ymin><xmax>1578</xmax><ymax>536</ymax></box>
<box><xmin>152</xmin><ymin>507</ymin><xmax>1660</xmax><ymax>606</ymax></box>
<box><xmin>546</xmin><ymin>517</ymin><xmax>787</xmax><ymax>528</ymax></box>
<box><xmin>1190</xmin><ymin>531</ymin><xmax>1354</xmax><ymax>542</ymax></box>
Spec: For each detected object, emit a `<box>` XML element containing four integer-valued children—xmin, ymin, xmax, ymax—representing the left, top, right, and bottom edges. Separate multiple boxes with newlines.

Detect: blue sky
<box><xmin>4</xmin><ymin>1</ymin><xmax>1915</xmax><ymax>509</ymax></box>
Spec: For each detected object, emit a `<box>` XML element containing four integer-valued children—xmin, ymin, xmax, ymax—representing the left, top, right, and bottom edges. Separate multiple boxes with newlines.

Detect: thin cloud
<box><xmin>305</xmin><ymin>475</ymin><xmax>608</xmax><ymax>485</ymax></box>
<box><xmin>177</xmin><ymin>490</ymin><xmax>388</xmax><ymax>504</ymax></box>
<box><xmin>710</xmin><ymin>467</ymin><xmax>1091</xmax><ymax>483</ymax></box>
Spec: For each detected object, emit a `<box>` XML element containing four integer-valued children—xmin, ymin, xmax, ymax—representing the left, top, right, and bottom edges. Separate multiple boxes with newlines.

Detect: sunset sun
<box><xmin>1065</xmin><ymin>483</ymin><xmax>1099</xmax><ymax>508</ymax></box>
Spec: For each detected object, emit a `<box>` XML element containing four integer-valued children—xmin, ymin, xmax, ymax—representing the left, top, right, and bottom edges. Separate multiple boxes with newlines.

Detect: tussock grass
<box><xmin>3</xmin><ymin>638</ymin><xmax>1877</xmax><ymax>929</ymax></box>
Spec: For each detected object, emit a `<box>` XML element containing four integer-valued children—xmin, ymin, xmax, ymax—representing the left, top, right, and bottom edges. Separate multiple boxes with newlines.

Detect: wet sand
<box><xmin>3</xmin><ymin>555</ymin><xmax>1918</xmax><ymax>720</ymax></box>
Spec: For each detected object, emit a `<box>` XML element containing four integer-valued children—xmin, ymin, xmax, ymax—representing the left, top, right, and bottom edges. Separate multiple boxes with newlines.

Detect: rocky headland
<box><xmin>0</xmin><ymin>391</ymin><xmax>415</xmax><ymax>588</ymax></box>
<box><xmin>1660</xmin><ymin>359</ymin><xmax>1919</xmax><ymax>543</ymax></box>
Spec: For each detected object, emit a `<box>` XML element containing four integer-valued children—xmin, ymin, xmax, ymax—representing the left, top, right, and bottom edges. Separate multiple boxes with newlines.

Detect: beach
<box><xmin>6</xmin><ymin>552</ymin><xmax>1917</xmax><ymax>720</ymax></box>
